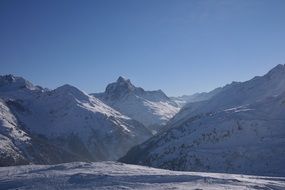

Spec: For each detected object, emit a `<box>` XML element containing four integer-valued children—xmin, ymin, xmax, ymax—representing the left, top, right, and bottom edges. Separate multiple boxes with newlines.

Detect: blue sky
<box><xmin>1</xmin><ymin>0</ymin><xmax>285</xmax><ymax>96</ymax></box>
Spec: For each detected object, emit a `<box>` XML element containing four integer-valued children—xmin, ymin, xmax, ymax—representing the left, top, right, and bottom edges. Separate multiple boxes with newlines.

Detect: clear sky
<box><xmin>1</xmin><ymin>0</ymin><xmax>285</xmax><ymax>96</ymax></box>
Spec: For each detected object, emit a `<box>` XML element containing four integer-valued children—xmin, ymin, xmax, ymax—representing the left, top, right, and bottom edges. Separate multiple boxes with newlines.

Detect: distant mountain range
<box><xmin>0</xmin><ymin>75</ymin><xmax>151</xmax><ymax>166</ymax></box>
<box><xmin>120</xmin><ymin>64</ymin><xmax>285</xmax><ymax>176</ymax></box>
<box><xmin>170</xmin><ymin>87</ymin><xmax>222</xmax><ymax>107</ymax></box>
<box><xmin>1</xmin><ymin>64</ymin><xmax>285</xmax><ymax>177</ymax></box>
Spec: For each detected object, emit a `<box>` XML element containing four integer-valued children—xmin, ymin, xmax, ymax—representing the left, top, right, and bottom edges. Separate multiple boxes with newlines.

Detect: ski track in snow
<box><xmin>0</xmin><ymin>162</ymin><xmax>284</xmax><ymax>190</ymax></box>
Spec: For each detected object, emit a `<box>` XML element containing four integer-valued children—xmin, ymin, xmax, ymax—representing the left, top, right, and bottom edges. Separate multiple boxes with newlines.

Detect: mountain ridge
<box><xmin>120</xmin><ymin>64</ymin><xmax>285</xmax><ymax>176</ymax></box>
<box><xmin>0</xmin><ymin>75</ymin><xmax>152</xmax><ymax>166</ymax></box>
<box><xmin>168</xmin><ymin>64</ymin><xmax>285</xmax><ymax>128</ymax></box>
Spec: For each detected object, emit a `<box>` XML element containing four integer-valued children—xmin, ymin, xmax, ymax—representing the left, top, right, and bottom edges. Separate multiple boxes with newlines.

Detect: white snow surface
<box><xmin>0</xmin><ymin>161</ymin><xmax>284</xmax><ymax>190</ymax></box>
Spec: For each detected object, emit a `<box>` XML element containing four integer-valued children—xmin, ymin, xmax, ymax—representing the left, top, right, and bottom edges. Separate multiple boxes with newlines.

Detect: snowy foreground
<box><xmin>0</xmin><ymin>162</ymin><xmax>284</xmax><ymax>190</ymax></box>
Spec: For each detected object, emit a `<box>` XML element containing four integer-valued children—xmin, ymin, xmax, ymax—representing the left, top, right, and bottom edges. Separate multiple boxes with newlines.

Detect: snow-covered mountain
<box><xmin>92</xmin><ymin>76</ymin><xmax>180</xmax><ymax>133</ymax></box>
<box><xmin>0</xmin><ymin>75</ymin><xmax>151</xmax><ymax>166</ymax></box>
<box><xmin>121</xmin><ymin>92</ymin><xmax>285</xmax><ymax>176</ymax></box>
<box><xmin>169</xmin><ymin>64</ymin><xmax>285</xmax><ymax>128</ymax></box>
<box><xmin>120</xmin><ymin>65</ymin><xmax>285</xmax><ymax>176</ymax></box>
<box><xmin>1</xmin><ymin>161</ymin><xmax>284</xmax><ymax>190</ymax></box>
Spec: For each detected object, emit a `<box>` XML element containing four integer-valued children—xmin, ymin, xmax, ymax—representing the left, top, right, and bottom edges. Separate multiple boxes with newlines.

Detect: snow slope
<box><xmin>0</xmin><ymin>97</ymin><xmax>88</xmax><ymax>166</ymax></box>
<box><xmin>170</xmin><ymin>64</ymin><xmax>285</xmax><ymax>127</ymax></box>
<box><xmin>92</xmin><ymin>76</ymin><xmax>180</xmax><ymax>132</ymax></box>
<box><xmin>121</xmin><ymin>93</ymin><xmax>285</xmax><ymax>176</ymax></box>
<box><xmin>0</xmin><ymin>75</ymin><xmax>151</xmax><ymax>165</ymax></box>
<box><xmin>0</xmin><ymin>98</ymin><xmax>31</xmax><ymax>166</ymax></box>
<box><xmin>121</xmin><ymin>65</ymin><xmax>285</xmax><ymax>176</ymax></box>
<box><xmin>0</xmin><ymin>161</ymin><xmax>284</xmax><ymax>190</ymax></box>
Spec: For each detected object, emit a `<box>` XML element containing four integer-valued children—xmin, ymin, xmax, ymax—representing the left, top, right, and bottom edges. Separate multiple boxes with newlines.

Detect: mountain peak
<box><xmin>55</xmin><ymin>84</ymin><xmax>81</xmax><ymax>92</ymax></box>
<box><xmin>52</xmin><ymin>84</ymin><xmax>89</xmax><ymax>101</ymax></box>
<box><xmin>104</xmin><ymin>77</ymin><xmax>137</xmax><ymax>99</ymax></box>
<box><xmin>116</xmin><ymin>76</ymin><xmax>134</xmax><ymax>87</ymax></box>
<box><xmin>0</xmin><ymin>74</ymin><xmax>37</xmax><ymax>91</ymax></box>
<box><xmin>0</xmin><ymin>74</ymin><xmax>25</xmax><ymax>84</ymax></box>
<box><xmin>1</xmin><ymin>74</ymin><xmax>16</xmax><ymax>82</ymax></box>
<box><xmin>117</xmin><ymin>76</ymin><xmax>129</xmax><ymax>83</ymax></box>
<box><xmin>273</xmin><ymin>63</ymin><xmax>285</xmax><ymax>70</ymax></box>
<box><xmin>266</xmin><ymin>64</ymin><xmax>285</xmax><ymax>78</ymax></box>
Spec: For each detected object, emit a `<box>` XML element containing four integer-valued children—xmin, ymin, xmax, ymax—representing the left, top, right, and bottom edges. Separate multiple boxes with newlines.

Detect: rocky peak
<box><xmin>265</xmin><ymin>64</ymin><xmax>285</xmax><ymax>79</ymax></box>
<box><xmin>104</xmin><ymin>77</ymin><xmax>137</xmax><ymax>99</ymax></box>
<box><xmin>0</xmin><ymin>74</ymin><xmax>37</xmax><ymax>91</ymax></box>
